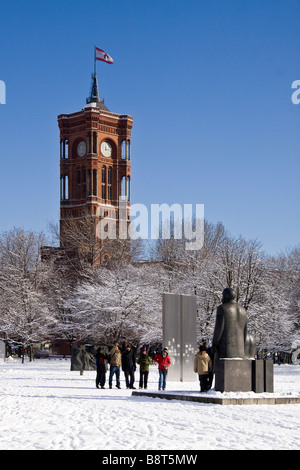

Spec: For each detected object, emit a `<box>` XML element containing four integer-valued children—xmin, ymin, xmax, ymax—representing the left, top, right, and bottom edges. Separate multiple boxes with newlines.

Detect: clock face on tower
<box><xmin>101</xmin><ymin>141</ymin><xmax>112</xmax><ymax>157</ymax></box>
<box><xmin>77</xmin><ymin>141</ymin><xmax>86</xmax><ymax>157</ymax></box>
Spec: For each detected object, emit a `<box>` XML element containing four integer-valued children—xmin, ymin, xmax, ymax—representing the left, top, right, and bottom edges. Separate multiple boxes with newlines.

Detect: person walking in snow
<box><xmin>153</xmin><ymin>347</ymin><xmax>171</xmax><ymax>391</ymax></box>
<box><xmin>137</xmin><ymin>347</ymin><xmax>152</xmax><ymax>389</ymax></box>
<box><xmin>108</xmin><ymin>343</ymin><xmax>122</xmax><ymax>389</ymax></box>
<box><xmin>194</xmin><ymin>345</ymin><xmax>212</xmax><ymax>392</ymax></box>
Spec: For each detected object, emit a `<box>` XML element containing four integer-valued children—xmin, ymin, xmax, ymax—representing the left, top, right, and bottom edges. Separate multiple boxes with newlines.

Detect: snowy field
<box><xmin>0</xmin><ymin>358</ymin><xmax>299</xmax><ymax>451</ymax></box>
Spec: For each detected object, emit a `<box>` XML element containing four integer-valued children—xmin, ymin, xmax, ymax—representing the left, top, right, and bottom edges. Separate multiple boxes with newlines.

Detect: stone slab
<box><xmin>132</xmin><ymin>390</ymin><xmax>300</xmax><ymax>406</ymax></box>
<box><xmin>252</xmin><ymin>359</ymin><xmax>264</xmax><ymax>393</ymax></box>
<box><xmin>215</xmin><ymin>359</ymin><xmax>253</xmax><ymax>392</ymax></box>
<box><xmin>264</xmin><ymin>360</ymin><xmax>274</xmax><ymax>393</ymax></box>
<box><xmin>162</xmin><ymin>293</ymin><xmax>197</xmax><ymax>382</ymax></box>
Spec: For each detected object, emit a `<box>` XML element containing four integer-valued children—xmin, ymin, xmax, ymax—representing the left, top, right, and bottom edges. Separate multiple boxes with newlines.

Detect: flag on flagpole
<box><xmin>95</xmin><ymin>47</ymin><xmax>114</xmax><ymax>64</ymax></box>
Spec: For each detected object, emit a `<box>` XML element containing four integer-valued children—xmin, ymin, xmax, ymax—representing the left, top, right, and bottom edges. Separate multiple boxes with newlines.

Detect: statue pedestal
<box><xmin>215</xmin><ymin>359</ymin><xmax>274</xmax><ymax>393</ymax></box>
<box><xmin>252</xmin><ymin>359</ymin><xmax>264</xmax><ymax>393</ymax></box>
<box><xmin>264</xmin><ymin>360</ymin><xmax>274</xmax><ymax>393</ymax></box>
<box><xmin>215</xmin><ymin>359</ymin><xmax>252</xmax><ymax>392</ymax></box>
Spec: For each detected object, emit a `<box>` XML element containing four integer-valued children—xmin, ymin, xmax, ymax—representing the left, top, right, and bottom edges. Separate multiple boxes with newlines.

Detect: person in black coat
<box><xmin>121</xmin><ymin>344</ymin><xmax>136</xmax><ymax>389</ymax></box>
<box><xmin>95</xmin><ymin>347</ymin><xmax>108</xmax><ymax>389</ymax></box>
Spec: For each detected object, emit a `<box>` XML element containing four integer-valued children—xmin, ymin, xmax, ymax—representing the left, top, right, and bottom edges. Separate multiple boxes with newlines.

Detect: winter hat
<box><xmin>163</xmin><ymin>347</ymin><xmax>168</xmax><ymax>352</ymax></box>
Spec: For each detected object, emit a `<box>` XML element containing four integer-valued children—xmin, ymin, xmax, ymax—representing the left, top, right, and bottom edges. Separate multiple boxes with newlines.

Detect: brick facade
<box><xmin>58</xmin><ymin>100</ymin><xmax>133</xmax><ymax>257</ymax></box>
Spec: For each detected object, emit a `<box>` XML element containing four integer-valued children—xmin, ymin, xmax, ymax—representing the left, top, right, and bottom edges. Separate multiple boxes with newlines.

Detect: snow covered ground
<box><xmin>0</xmin><ymin>358</ymin><xmax>299</xmax><ymax>450</ymax></box>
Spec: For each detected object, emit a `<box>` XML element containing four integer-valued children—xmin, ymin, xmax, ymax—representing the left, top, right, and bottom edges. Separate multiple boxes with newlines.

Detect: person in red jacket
<box><xmin>153</xmin><ymin>347</ymin><xmax>171</xmax><ymax>391</ymax></box>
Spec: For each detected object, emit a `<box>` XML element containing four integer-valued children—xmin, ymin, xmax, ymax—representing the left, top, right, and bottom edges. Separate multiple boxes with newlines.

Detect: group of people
<box><xmin>95</xmin><ymin>342</ymin><xmax>171</xmax><ymax>391</ymax></box>
<box><xmin>94</xmin><ymin>288</ymin><xmax>258</xmax><ymax>393</ymax></box>
<box><xmin>95</xmin><ymin>341</ymin><xmax>214</xmax><ymax>393</ymax></box>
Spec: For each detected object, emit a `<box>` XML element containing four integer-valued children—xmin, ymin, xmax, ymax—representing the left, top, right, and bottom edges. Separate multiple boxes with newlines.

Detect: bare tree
<box><xmin>0</xmin><ymin>229</ymin><xmax>58</xmax><ymax>361</ymax></box>
<box><xmin>62</xmin><ymin>262</ymin><xmax>162</xmax><ymax>347</ymax></box>
<box><xmin>50</xmin><ymin>210</ymin><xmax>144</xmax><ymax>277</ymax></box>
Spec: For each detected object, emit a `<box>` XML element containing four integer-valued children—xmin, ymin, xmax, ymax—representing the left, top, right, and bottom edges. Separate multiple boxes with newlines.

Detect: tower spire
<box><xmin>86</xmin><ymin>46</ymin><xmax>103</xmax><ymax>104</ymax></box>
<box><xmin>86</xmin><ymin>72</ymin><xmax>103</xmax><ymax>104</ymax></box>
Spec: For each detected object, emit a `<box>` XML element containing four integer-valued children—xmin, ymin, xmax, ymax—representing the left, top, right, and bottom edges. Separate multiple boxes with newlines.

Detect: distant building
<box><xmin>43</xmin><ymin>69</ymin><xmax>133</xmax><ymax>266</ymax></box>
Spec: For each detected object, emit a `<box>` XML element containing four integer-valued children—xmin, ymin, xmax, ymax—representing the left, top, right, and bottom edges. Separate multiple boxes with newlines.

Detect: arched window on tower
<box><xmin>60</xmin><ymin>139</ymin><xmax>69</xmax><ymax>159</ymax></box>
<box><xmin>77</xmin><ymin>167</ymin><xmax>81</xmax><ymax>199</ymax></box>
<box><xmin>107</xmin><ymin>167</ymin><xmax>112</xmax><ymax>201</ymax></box>
<box><xmin>127</xmin><ymin>176</ymin><xmax>131</xmax><ymax>201</ymax></box>
<box><xmin>121</xmin><ymin>176</ymin><xmax>130</xmax><ymax>201</ymax></box>
<box><xmin>93</xmin><ymin>132</ymin><xmax>97</xmax><ymax>154</ymax></box>
<box><xmin>93</xmin><ymin>169</ymin><xmax>97</xmax><ymax>196</ymax></box>
<box><xmin>102</xmin><ymin>166</ymin><xmax>106</xmax><ymax>200</ymax></box>
<box><xmin>82</xmin><ymin>166</ymin><xmax>86</xmax><ymax>198</ymax></box>
<box><xmin>87</xmin><ymin>170</ymin><xmax>91</xmax><ymax>196</ymax></box>
<box><xmin>60</xmin><ymin>175</ymin><xmax>69</xmax><ymax>200</ymax></box>
<box><xmin>87</xmin><ymin>133</ymin><xmax>91</xmax><ymax>154</ymax></box>
<box><xmin>65</xmin><ymin>140</ymin><xmax>69</xmax><ymax>159</ymax></box>
<box><xmin>127</xmin><ymin>140</ymin><xmax>130</xmax><ymax>161</ymax></box>
<box><xmin>122</xmin><ymin>140</ymin><xmax>126</xmax><ymax>160</ymax></box>
<box><xmin>121</xmin><ymin>140</ymin><xmax>130</xmax><ymax>160</ymax></box>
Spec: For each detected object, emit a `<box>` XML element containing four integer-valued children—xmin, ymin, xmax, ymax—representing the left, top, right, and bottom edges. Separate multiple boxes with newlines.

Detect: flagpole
<box><xmin>94</xmin><ymin>45</ymin><xmax>96</xmax><ymax>77</ymax></box>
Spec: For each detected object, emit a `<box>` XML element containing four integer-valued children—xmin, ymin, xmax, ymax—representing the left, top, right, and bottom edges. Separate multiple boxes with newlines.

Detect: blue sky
<box><xmin>0</xmin><ymin>0</ymin><xmax>299</xmax><ymax>255</ymax></box>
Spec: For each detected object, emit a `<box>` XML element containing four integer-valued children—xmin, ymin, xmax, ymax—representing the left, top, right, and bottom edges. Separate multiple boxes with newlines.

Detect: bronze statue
<box><xmin>212</xmin><ymin>288</ymin><xmax>256</xmax><ymax>359</ymax></box>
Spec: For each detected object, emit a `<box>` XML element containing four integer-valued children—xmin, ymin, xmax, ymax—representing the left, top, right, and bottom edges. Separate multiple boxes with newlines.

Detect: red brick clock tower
<box><xmin>58</xmin><ymin>72</ymin><xmax>133</xmax><ymax>262</ymax></box>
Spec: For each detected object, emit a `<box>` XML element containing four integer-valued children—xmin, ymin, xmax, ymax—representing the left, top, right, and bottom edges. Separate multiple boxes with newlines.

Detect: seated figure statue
<box><xmin>212</xmin><ymin>288</ymin><xmax>255</xmax><ymax>359</ymax></box>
